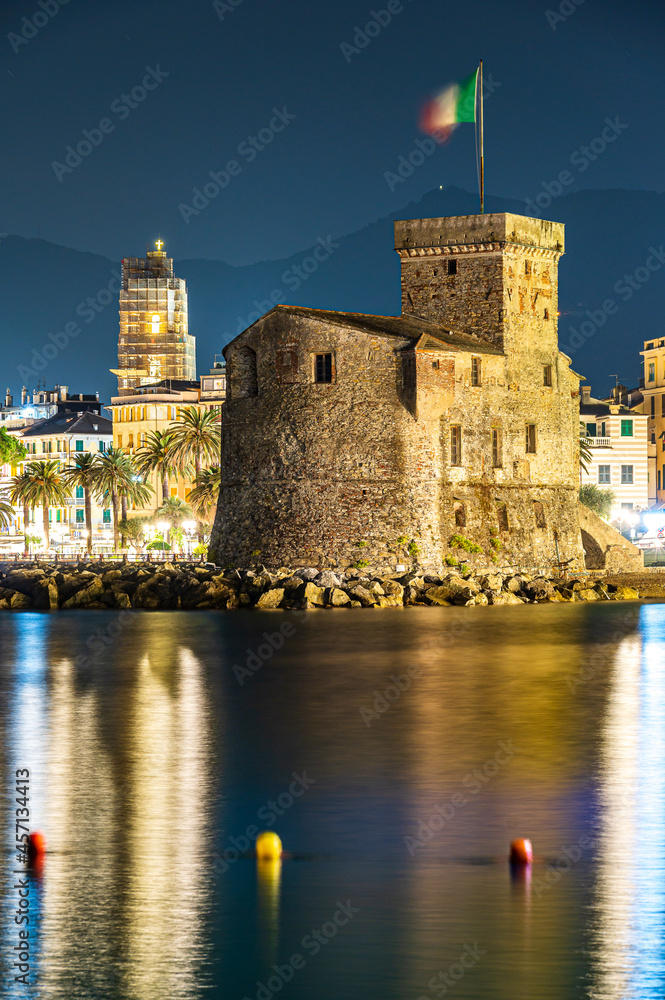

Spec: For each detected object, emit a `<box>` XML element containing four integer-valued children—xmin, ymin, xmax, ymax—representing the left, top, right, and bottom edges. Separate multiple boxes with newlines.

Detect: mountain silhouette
<box><xmin>1</xmin><ymin>186</ymin><xmax>662</xmax><ymax>402</ymax></box>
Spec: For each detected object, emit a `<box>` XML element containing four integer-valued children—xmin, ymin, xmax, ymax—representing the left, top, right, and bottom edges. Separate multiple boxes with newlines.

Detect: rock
<box><xmin>296</xmin><ymin>568</ymin><xmax>319</xmax><ymax>581</ymax></box>
<box><xmin>5</xmin><ymin>569</ymin><xmax>46</xmax><ymax>596</ymax></box>
<box><xmin>62</xmin><ymin>577</ymin><xmax>104</xmax><ymax>608</ymax></box>
<box><xmin>32</xmin><ymin>578</ymin><xmax>59</xmax><ymax>609</ymax></box>
<box><xmin>276</xmin><ymin>575</ymin><xmax>303</xmax><ymax>591</ymax></box>
<box><xmin>10</xmin><ymin>591</ymin><xmax>32</xmax><ymax>609</ymax></box>
<box><xmin>327</xmin><ymin>587</ymin><xmax>350</xmax><ymax>606</ymax></box>
<box><xmin>296</xmin><ymin>582</ymin><xmax>326</xmax><ymax>606</ymax></box>
<box><xmin>490</xmin><ymin>592</ymin><xmax>524</xmax><ymax>605</ymax></box>
<box><xmin>114</xmin><ymin>591</ymin><xmax>132</xmax><ymax>610</ymax></box>
<box><xmin>522</xmin><ymin>578</ymin><xmax>555</xmax><ymax>602</ymax></box>
<box><xmin>423</xmin><ymin>586</ymin><xmax>453</xmax><ymax>606</ymax></box>
<box><xmin>255</xmin><ymin>588</ymin><xmax>285</xmax><ymax>609</ymax></box>
<box><xmin>375</xmin><ymin>595</ymin><xmax>402</xmax><ymax>607</ymax></box>
<box><xmin>504</xmin><ymin>576</ymin><xmax>523</xmax><ymax>593</ymax></box>
<box><xmin>130</xmin><ymin>581</ymin><xmax>161</xmax><ymax>609</ymax></box>
<box><xmin>478</xmin><ymin>574</ymin><xmax>502</xmax><ymax>592</ymax></box>
<box><xmin>315</xmin><ymin>570</ymin><xmax>342</xmax><ymax>589</ymax></box>
<box><xmin>576</xmin><ymin>588</ymin><xmax>599</xmax><ymax>601</ymax></box>
<box><xmin>348</xmin><ymin>585</ymin><xmax>376</xmax><ymax>607</ymax></box>
<box><xmin>613</xmin><ymin>586</ymin><xmax>639</xmax><ymax>601</ymax></box>
<box><xmin>349</xmin><ymin>600</ymin><xmax>362</xmax><ymax>608</ymax></box>
<box><xmin>426</xmin><ymin>575</ymin><xmax>480</xmax><ymax>605</ymax></box>
<box><xmin>365</xmin><ymin>581</ymin><xmax>385</xmax><ymax>597</ymax></box>
<box><xmin>102</xmin><ymin>570</ymin><xmax>122</xmax><ymax>584</ymax></box>
<box><xmin>381</xmin><ymin>579</ymin><xmax>404</xmax><ymax>600</ymax></box>
<box><xmin>473</xmin><ymin>592</ymin><xmax>489</xmax><ymax>605</ymax></box>
<box><xmin>557</xmin><ymin>588</ymin><xmax>576</xmax><ymax>601</ymax></box>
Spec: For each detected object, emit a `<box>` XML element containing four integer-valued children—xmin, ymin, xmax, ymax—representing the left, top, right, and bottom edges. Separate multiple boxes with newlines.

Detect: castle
<box><xmin>208</xmin><ymin>211</ymin><xmax>588</xmax><ymax>574</ymax></box>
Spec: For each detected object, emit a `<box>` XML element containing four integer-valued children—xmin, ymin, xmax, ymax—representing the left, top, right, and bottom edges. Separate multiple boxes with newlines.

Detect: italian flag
<box><xmin>420</xmin><ymin>68</ymin><xmax>478</xmax><ymax>143</ymax></box>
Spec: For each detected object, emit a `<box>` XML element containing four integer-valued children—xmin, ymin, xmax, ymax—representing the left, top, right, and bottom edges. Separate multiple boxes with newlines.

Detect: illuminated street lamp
<box><xmin>157</xmin><ymin>520</ymin><xmax>169</xmax><ymax>557</ymax></box>
<box><xmin>182</xmin><ymin>520</ymin><xmax>196</xmax><ymax>558</ymax></box>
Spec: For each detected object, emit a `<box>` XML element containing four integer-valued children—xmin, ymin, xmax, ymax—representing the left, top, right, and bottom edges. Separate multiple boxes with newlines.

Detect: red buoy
<box><xmin>27</xmin><ymin>832</ymin><xmax>47</xmax><ymax>863</ymax></box>
<box><xmin>509</xmin><ymin>838</ymin><xmax>533</xmax><ymax>865</ymax></box>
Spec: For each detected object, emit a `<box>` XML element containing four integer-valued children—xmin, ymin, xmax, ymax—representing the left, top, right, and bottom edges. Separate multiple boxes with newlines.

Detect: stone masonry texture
<box><xmin>209</xmin><ymin>212</ymin><xmax>610</xmax><ymax>574</ymax></box>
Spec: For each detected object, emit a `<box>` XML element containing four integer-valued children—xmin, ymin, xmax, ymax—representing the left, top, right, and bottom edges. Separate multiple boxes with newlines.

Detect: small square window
<box><xmin>598</xmin><ymin>465</ymin><xmax>611</xmax><ymax>484</ymax></box>
<box><xmin>75</xmin><ymin>439</ymin><xmax>84</xmax><ymax>452</ymax></box>
<box><xmin>543</xmin><ymin>365</ymin><xmax>552</xmax><ymax>387</ymax></box>
<box><xmin>447</xmin><ymin>259</ymin><xmax>457</xmax><ymax>276</ymax></box>
<box><xmin>315</xmin><ymin>353</ymin><xmax>333</xmax><ymax>383</ymax></box>
<box><xmin>432</xmin><ymin>360</ymin><xmax>439</xmax><ymax>370</ymax></box>
<box><xmin>620</xmin><ymin>420</ymin><xmax>633</xmax><ymax>437</ymax></box>
<box><xmin>621</xmin><ymin>465</ymin><xmax>633</xmax><ymax>484</ymax></box>
<box><xmin>525</xmin><ymin>424</ymin><xmax>537</xmax><ymax>454</ymax></box>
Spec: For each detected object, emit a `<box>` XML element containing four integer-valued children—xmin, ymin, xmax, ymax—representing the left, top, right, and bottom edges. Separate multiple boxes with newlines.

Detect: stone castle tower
<box><xmin>208</xmin><ymin>212</ymin><xmax>584</xmax><ymax>574</ymax></box>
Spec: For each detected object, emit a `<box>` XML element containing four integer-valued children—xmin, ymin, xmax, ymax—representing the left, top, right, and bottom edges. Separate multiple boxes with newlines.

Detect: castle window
<box><xmin>533</xmin><ymin>501</ymin><xmax>547</xmax><ymax>529</ymax></box>
<box><xmin>544</xmin><ymin>308</ymin><xmax>549</xmax><ymax>319</ymax></box>
<box><xmin>524</xmin><ymin>260</ymin><xmax>531</xmax><ymax>276</ymax></box>
<box><xmin>492</xmin><ymin>427</ymin><xmax>502</xmax><ymax>468</ymax></box>
<box><xmin>496</xmin><ymin>502</ymin><xmax>509</xmax><ymax>532</ymax></box>
<box><xmin>447</xmin><ymin>258</ymin><xmax>457</xmax><ymax>275</ymax></box>
<box><xmin>543</xmin><ymin>365</ymin><xmax>552</xmax><ymax>386</ymax></box>
<box><xmin>454</xmin><ymin>502</ymin><xmax>466</xmax><ymax>527</ymax></box>
<box><xmin>235</xmin><ymin>346</ymin><xmax>259</xmax><ymax>398</ymax></box>
<box><xmin>315</xmin><ymin>353</ymin><xmax>333</xmax><ymax>383</ymax></box>
<box><xmin>432</xmin><ymin>360</ymin><xmax>439</xmax><ymax>370</ymax></box>
<box><xmin>471</xmin><ymin>357</ymin><xmax>481</xmax><ymax>386</ymax></box>
<box><xmin>525</xmin><ymin>424</ymin><xmax>537</xmax><ymax>454</ymax></box>
<box><xmin>450</xmin><ymin>425</ymin><xmax>462</xmax><ymax>466</ymax></box>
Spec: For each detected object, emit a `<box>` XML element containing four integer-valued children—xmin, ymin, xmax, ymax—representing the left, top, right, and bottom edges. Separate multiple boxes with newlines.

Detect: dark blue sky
<box><xmin>2</xmin><ymin>0</ymin><xmax>663</xmax><ymax>264</ymax></box>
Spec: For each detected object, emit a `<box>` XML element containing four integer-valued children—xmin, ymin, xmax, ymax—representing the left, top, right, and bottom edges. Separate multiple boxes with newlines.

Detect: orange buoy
<box><xmin>509</xmin><ymin>838</ymin><xmax>533</xmax><ymax>865</ymax></box>
<box><xmin>27</xmin><ymin>832</ymin><xmax>47</xmax><ymax>863</ymax></box>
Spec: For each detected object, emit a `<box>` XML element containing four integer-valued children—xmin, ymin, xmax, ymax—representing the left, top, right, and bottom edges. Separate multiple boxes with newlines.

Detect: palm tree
<box><xmin>135</xmin><ymin>430</ymin><xmax>178</xmax><ymax>504</ymax></box>
<box><xmin>167</xmin><ymin>406</ymin><xmax>221</xmax><ymax>476</ymax></box>
<box><xmin>189</xmin><ymin>467</ymin><xmax>221</xmax><ymax>525</ymax></box>
<box><xmin>9</xmin><ymin>471</ymin><xmax>32</xmax><ymax>553</ymax></box>
<box><xmin>0</xmin><ymin>493</ymin><xmax>15</xmax><ymax>531</ymax></box>
<box><xmin>579</xmin><ymin>421</ymin><xmax>593</xmax><ymax>475</ymax></box>
<box><xmin>154</xmin><ymin>496</ymin><xmax>193</xmax><ymax>545</ymax></box>
<box><xmin>9</xmin><ymin>460</ymin><xmax>69</xmax><ymax>549</ymax></box>
<box><xmin>92</xmin><ymin>448</ymin><xmax>137</xmax><ymax>553</ymax></box>
<box><xmin>62</xmin><ymin>453</ymin><xmax>97</xmax><ymax>555</ymax></box>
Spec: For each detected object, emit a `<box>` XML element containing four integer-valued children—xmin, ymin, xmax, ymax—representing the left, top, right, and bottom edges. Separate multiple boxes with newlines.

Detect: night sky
<box><xmin>1</xmin><ymin>0</ymin><xmax>663</xmax><ymax>396</ymax></box>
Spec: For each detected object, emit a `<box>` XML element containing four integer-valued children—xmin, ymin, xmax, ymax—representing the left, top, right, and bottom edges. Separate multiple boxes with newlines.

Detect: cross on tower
<box><xmin>155</xmin><ymin>239</ymin><xmax>164</xmax><ymax>251</ymax></box>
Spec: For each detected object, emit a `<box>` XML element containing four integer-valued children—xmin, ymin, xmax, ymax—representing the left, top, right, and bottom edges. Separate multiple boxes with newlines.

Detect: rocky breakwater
<box><xmin>0</xmin><ymin>563</ymin><xmax>641</xmax><ymax>610</ymax></box>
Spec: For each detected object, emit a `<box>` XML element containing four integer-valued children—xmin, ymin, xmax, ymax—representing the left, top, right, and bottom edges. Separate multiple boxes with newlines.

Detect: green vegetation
<box><xmin>166</xmin><ymin>405</ymin><xmax>221</xmax><ymax>476</ymax></box>
<box><xmin>354</xmin><ymin>559</ymin><xmax>370</xmax><ymax>569</ymax></box>
<box><xmin>0</xmin><ymin>428</ymin><xmax>26</xmax><ymax>467</ymax></box>
<box><xmin>9</xmin><ymin>460</ymin><xmax>69</xmax><ymax>549</ymax></box>
<box><xmin>445</xmin><ymin>554</ymin><xmax>459</xmax><ymax>566</ymax></box>
<box><xmin>579</xmin><ymin>421</ymin><xmax>593</xmax><ymax>473</ymax></box>
<box><xmin>449</xmin><ymin>534</ymin><xmax>484</xmax><ymax>554</ymax></box>
<box><xmin>250</xmin><ymin>549</ymin><xmax>261</xmax><ymax>558</ymax></box>
<box><xmin>490</xmin><ymin>537</ymin><xmax>502</xmax><ymax>551</ymax></box>
<box><xmin>579</xmin><ymin>483</ymin><xmax>616</xmax><ymax>521</ymax></box>
<box><xmin>407</xmin><ymin>541</ymin><xmax>420</xmax><ymax>557</ymax></box>
<box><xmin>489</xmin><ymin>525</ymin><xmax>498</xmax><ymax>536</ymax></box>
<box><xmin>356</xmin><ymin>540</ymin><xmax>368</xmax><ymax>548</ymax></box>
<box><xmin>396</xmin><ymin>535</ymin><xmax>408</xmax><ymax>545</ymax></box>
<box><xmin>189</xmin><ymin>467</ymin><xmax>221</xmax><ymax>525</ymax></box>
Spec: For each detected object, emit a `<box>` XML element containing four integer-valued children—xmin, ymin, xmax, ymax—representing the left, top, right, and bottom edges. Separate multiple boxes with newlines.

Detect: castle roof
<box><xmin>232</xmin><ymin>304</ymin><xmax>504</xmax><ymax>356</ymax></box>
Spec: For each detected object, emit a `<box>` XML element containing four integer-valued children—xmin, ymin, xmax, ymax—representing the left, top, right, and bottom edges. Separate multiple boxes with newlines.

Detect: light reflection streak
<box><xmin>591</xmin><ymin>617</ymin><xmax>665</xmax><ymax>999</ymax></box>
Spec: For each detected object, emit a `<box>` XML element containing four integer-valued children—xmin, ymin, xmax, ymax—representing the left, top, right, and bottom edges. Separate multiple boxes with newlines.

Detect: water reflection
<box><xmin>590</xmin><ymin>610</ymin><xmax>665</xmax><ymax>999</ymax></box>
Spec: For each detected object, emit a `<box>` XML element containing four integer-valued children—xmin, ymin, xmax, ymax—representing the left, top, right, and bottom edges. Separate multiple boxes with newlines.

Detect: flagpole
<box><xmin>479</xmin><ymin>59</ymin><xmax>484</xmax><ymax>214</ymax></box>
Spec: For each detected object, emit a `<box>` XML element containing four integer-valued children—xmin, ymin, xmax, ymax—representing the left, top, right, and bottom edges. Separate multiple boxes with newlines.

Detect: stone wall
<box><xmin>209</xmin><ymin>212</ymin><xmax>587</xmax><ymax>575</ymax></box>
<box><xmin>579</xmin><ymin>504</ymin><xmax>644</xmax><ymax>572</ymax></box>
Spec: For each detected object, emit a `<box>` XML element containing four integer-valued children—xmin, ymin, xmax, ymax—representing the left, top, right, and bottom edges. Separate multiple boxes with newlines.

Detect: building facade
<box><xmin>111</xmin><ymin>241</ymin><xmax>196</xmax><ymax>396</ymax></box>
<box><xmin>579</xmin><ymin>386</ymin><xmax>649</xmax><ymax>512</ymax></box>
<box><xmin>639</xmin><ymin>337</ymin><xmax>665</xmax><ymax>504</ymax></box>
<box><xmin>209</xmin><ymin>212</ymin><xmax>586</xmax><ymax>574</ymax></box>
<box><xmin>14</xmin><ymin>412</ymin><xmax>113</xmax><ymax>552</ymax></box>
<box><xmin>105</xmin><ymin>373</ymin><xmax>224</xmax><ymax>516</ymax></box>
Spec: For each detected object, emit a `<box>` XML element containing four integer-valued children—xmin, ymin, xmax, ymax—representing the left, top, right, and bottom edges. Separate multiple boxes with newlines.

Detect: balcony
<box><xmin>588</xmin><ymin>437</ymin><xmax>611</xmax><ymax>447</ymax></box>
